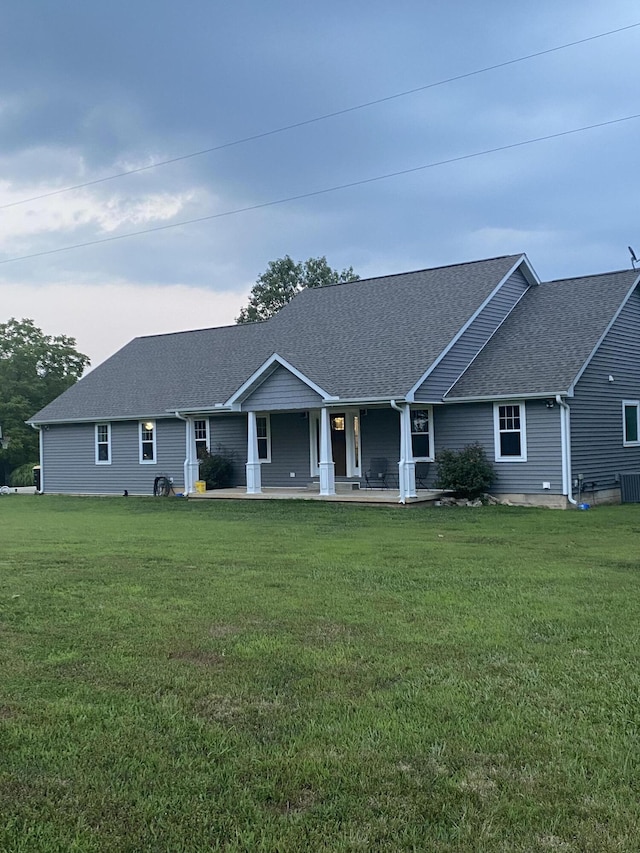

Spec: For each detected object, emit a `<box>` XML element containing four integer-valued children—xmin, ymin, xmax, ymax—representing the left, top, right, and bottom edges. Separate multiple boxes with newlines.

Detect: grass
<box><xmin>1</xmin><ymin>496</ymin><xmax>640</xmax><ymax>851</ymax></box>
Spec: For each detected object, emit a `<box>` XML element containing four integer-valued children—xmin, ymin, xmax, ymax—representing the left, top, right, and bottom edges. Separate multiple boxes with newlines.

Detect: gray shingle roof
<box><xmin>266</xmin><ymin>254</ymin><xmax>524</xmax><ymax>399</ymax></box>
<box><xmin>31</xmin><ymin>254</ymin><xmax>525</xmax><ymax>422</ymax></box>
<box><xmin>446</xmin><ymin>268</ymin><xmax>640</xmax><ymax>399</ymax></box>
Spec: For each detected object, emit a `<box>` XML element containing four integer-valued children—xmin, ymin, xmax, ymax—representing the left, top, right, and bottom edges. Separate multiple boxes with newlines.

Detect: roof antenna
<box><xmin>629</xmin><ymin>246</ymin><xmax>638</xmax><ymax>269</ymax></box>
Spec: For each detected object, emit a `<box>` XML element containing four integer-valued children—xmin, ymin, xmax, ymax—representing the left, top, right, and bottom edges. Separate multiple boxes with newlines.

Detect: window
<box><xmin>411</xmin><ymin>407</ymin><xmax>434</xmax><ymax>460</ymax></box>
<box><xmin>494</xmin><ymin>402</ymin><xmax>527</xmax><ymax>462</ymax></box>
<box><xmin>95</xmin><ymin>423</ymin><xmax>111</xmax><ymax>464</ymax></box>
<box><xmin>140</xmin><ymin>420</ymin><xmax>156</xmax><ymax>463</ymax></box>
<box><xmin>194</xmin><ymin>418</ymin><xmax>209</xmax><ymax>457</ymax></box>
<box><xmin>623</xmin><ymin>401</ymin><xmax>640</xmax><ymax>446</ymax></box>
<box><xmin>256</xmin><ymin>415</ymin><xmax>271</xmax><ymax>462</ymax></box>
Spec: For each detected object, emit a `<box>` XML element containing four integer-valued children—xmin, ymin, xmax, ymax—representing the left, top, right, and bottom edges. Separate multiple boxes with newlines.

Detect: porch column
<box><xmin>318</xmin><ymin>407</ymin><xmax>335</xmax><ymax>496</ymax></box>
<box><xmin>245</xmin><ymin>410</ymin><xmax>262</xmax><ymax>494</ymax></box>
<box><xmin>398</xmin><ymin>404</ymin><xmax>417</xmax><ymax>500</ymax></box>
<box><xmin>184</xmin><ymin>417</ymin><xmax>200</xmax><ymax>495</ymax></box>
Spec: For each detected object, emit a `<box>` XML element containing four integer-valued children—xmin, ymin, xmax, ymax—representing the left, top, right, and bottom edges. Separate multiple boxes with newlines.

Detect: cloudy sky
<box><xmin>1</xmin><ymin>1</ymin><xmax>639</xmax><ymax>368</ymax></box>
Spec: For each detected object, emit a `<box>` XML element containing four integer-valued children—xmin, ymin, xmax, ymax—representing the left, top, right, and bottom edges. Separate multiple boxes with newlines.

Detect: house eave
<box><xmin>27</xmin><ymin>412</ymin><xmax>181</xmax><ymax>427</ymax></box>
<box><xmin>442</xmin><ymin>390</ymin><xmax>571</xmax><ymax>404</ymax></box>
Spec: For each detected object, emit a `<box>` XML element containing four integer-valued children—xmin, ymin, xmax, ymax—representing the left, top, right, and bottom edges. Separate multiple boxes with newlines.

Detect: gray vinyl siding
<box><xmin>570</xmin><ymin>287</ymin><xmax>640</xmax><ymax>490</ymax></box>
<box><xmin>210</xmin><ymin>415</ymin><xmax>247</xmax><ymax>486</ymax></box>
<box><xmin>211</xmin><ymin>411</ymin><xmax>313</xmax><ymax>487</ymax></box>
<box><xmin>360</xmin><ymin>408</ymin><xmax>400</xmax><ymax>481</ymax></box>
<box><xmin>42</xmin><ymin>418</ymin><xmax>186</xmax><ymax>495</ymax></box>
<box><xmin>242</xmin><ymin>366</ymin><xmax>323</xmax><ymax>411</ymax></box>
<box><xmin>416</xmin><ymin>268</ymin><xmax>531</xmax><ymax>400</ymax></box>
<box><xmin>433</xmin><ymin>400</ymin><xmax>563</xmax><ymax>494</ymax></box>
<box><xmin>262</xmin><ymin>412</ymin><xmax>313</xmax><ymax>486</ymax></box>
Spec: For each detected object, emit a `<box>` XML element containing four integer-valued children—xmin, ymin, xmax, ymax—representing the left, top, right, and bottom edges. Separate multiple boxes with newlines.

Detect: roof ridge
<box><xmin>134</xmin><ymin>319</ymin><xmax>269</xmax><ymax>342</ymax></box>
<box><xmin>295</xmin><ymin>253</ymin><xmax>523</xmax><ymax>293</ymax></box>
<box><xmin>542</xmin><ymin>268</ymin><xmax>640</xmax><ymax>285</ymax></box>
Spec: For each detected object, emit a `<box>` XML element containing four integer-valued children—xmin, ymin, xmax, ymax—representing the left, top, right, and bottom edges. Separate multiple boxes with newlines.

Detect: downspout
<box><xmin>174</xmin><ymin>411</ymin><xmax>192</xmax><ymax>495</ymax></box>
<box><xmin>390</xmin><ymin>400</ymin><xmax>406</xmax><ymax>504</ymax></box>
<box><xmin>31</xmin><ymin>423</ymin><xmax>43</xmax><ymax>493</ymax></box>
<box><xmin>555</xmin><ymin>395</ymin><xmax>577</xmax><ymax>506</ymax></box>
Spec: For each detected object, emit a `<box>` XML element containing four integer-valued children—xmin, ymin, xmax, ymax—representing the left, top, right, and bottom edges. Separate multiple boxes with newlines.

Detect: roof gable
<box><xmin>446</xmin><ymin>269</ymin><xmax>640</xmax><ymax>400</ymax></box>
<box><xmin>226</xmin><ymin>354</ymin><xmax>333</xmax><ymax>410</ymax></box>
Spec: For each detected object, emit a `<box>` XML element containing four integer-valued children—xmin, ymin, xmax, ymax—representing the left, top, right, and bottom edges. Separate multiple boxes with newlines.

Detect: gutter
<box><xmin>30</xmin><ymin>423</ymin><xmax>43</xmax><ymax>493</ymax></box>
<box><xmin>556</xmin><ymin>395</ymin><xmax>577</xmax><ymax>506</ymax></box>
<box><xmin>174</xmin><ymin>410</ymin><xmax>195</xmax><ymax>496</ymax></box>
<box><xmin>390</xmin><ymin>399</ymin><xmax>407</xmax><ymax>504</ymax></box>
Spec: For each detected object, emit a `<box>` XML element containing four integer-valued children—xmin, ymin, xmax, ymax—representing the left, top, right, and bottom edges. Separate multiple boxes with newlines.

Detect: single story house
<box><xmin>29</xmin><ymin>253</ymin><xmax>640</xmax><ymax>506</ymax></box>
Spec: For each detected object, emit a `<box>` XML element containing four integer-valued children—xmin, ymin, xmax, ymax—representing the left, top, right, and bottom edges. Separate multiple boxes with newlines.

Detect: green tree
<box><xmin>236</xmin><ymin>255</ymin><xmax>359</xmax><ymax>324</ymax></box>
<box><xmin>0</xmin><ymin>318</ymin><xmax>90</xmax><ymax>483</ymax></box>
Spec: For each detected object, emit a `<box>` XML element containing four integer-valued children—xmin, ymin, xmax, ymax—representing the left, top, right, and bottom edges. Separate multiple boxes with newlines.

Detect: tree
<box><xmin>0</xmin><ymin>318</ymin><xmax>90</xmax><ymax>483</ymax></box>
<box><xmin>236</xmin><ymin>255</ymin><xmax>359</xmax><ymax>324</ymax></box>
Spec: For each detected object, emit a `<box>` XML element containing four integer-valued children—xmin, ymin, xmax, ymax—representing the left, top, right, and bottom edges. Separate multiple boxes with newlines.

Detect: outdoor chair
<box><xmin>365</xmin><ymin>457</ymin><xmax>389</xmax><ymax>488</ymax></box>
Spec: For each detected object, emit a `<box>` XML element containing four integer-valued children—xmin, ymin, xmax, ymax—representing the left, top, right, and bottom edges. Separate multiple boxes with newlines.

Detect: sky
<box><xmin>1</xmin><ymin>1</ymin><xmax>639</xmax><ymax>369</ymax></box>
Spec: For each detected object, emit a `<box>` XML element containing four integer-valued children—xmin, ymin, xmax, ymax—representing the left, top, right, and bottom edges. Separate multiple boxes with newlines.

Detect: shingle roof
<box><xmin>267</xmin><ymin>254</ymin><xmax>524</xmax><ymax>398</ymax></box>
<box><xmin>31</xmin><ymin>254</ymin><xmax>525</xmax><ymax>422</ymax></box>
<box><xmin>446</xmin><ymin>268</ymin><xmax>640</xmax><ymax>399</ymax></box>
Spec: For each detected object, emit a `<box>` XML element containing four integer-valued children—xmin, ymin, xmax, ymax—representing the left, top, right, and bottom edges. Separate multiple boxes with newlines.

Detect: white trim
<box><xmin>409</xmin><ymin>406</ymin><xmax>434</xmax><ymax>462</ymax></box>
<box><xmin>345</xmin><ymin>411</ymin><xmax>362</xmax><ymax>477</ymax></box>
<box><xmin>622</xmin><ymin>400</ymin><xmax>640</xmax><ymax>447</ymax></box>
<box><xmin>225</xmin><ymin>353</ymin><xmax>335</xmax><ymax>407</ymax></box>
<box><xmin>407</xmin><ymin>255</ymin><xmax>537</xmax><ymax>402</ymax></box>
<box><xmin>493</xmin><ymin>401</ymin><xmax>527</xmax><ymax>462</ymax></box>
<box><xmin>95</xmin><ymin>422</ymin><xmax>111</xmax><ymax>465</ymax></box>
<box><xmin>444</xmin><ymin>390</ymin><xmax>568</xmax><ymax>404</ymax></box>
<box><xmin>193</xmin><ymin>417</ymin><xmax>210</xmax><ymax>455</ymax></box>
<box><xmin>318</xmin><ymin>407</ymin><xmax>336</xmax><ymax>495</ymax></box>
<box><xmin>310</xmin><ymin>409</ymin><xmax>361</xmax><ymax>477</ymax></box>
<box><xmin>256</xmin><ymin>413</ymin><xmax>271</xmax><ymax>462</ymax></box>
<box><xmin>139</xmin><ymin>420</ymin><xmax>157</xmax><ymax>464</ymax></box>
<box><xmin>556</xmin><ymin>395</ymin><xmax>577</xmax><ymax>504</ymax></box>
<box><xmin>246</xmin><ymin>411</ymin><xmax>262</xmax><ymax>493</ymax></box>
<box><xmin>568</xmin><ymin>274</ymin><xmax>640</xmax><ymax>395</ymax></box>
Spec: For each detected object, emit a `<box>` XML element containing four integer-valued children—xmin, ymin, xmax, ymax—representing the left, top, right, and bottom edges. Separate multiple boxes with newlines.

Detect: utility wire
<box><xmin>1</xmin><ymin>111</ymin><xmax>638</xmax><ymax>267</ymax></box>
<box><xmin>1</xmin><ymin>20</ymin><xmax>638</xmax><ymax>211</ymax></box>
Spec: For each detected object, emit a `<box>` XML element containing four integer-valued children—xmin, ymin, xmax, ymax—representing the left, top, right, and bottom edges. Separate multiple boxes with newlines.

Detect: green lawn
<box><xmin>1</xmin><ymin>496</ymin><xmax>639</xmax><ymax>852</ymax></box>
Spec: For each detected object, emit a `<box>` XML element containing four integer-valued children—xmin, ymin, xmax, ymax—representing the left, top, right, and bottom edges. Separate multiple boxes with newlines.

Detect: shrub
<box><xmin>9</xmin><ymin>462</ymin><xmax>40</xmax><ymax>487</ymax></box>
<box><xmin>434</xmin><ymin>443</ymin><xmax>495</xmax><ymax>498</ymax></box>
<box><xmin>198</xmin><ymin>449</ymin><xmax>234</xmax><ymax>490</ymax></box>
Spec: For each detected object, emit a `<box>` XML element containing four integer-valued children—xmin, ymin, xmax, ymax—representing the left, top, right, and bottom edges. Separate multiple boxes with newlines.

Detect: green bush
<box><xmin>434</xmin><ymin>443</ymin><xmax>495</xmax><ymax>498</ymax></box>
<box><xmin>198</xmin><ymin>449</ymin><xmax>234</xmax><ymax>490</ymax></box>
<box><xmin>9</xmin><ymin>462</ymin><xmax>40</xmax><ymax>487</ymax></box>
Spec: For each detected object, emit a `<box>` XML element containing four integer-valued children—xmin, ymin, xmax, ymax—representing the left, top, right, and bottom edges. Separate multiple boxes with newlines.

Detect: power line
<box><xmin>1</xmin><ymin>111</ymin><xmax>638</xmax><ymax>267</ymax></box>
<box><xmin>1</xmin><ymin>21</ymin><xmax>638</xmax><ymax>211</ymax></box>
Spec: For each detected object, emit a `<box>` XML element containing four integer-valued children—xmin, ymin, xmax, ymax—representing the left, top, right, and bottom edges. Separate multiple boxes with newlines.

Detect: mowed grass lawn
<box><xmin>1</xmin><ymin>497</ymin><xmax>640</xmax><ymax>852</ymax></box>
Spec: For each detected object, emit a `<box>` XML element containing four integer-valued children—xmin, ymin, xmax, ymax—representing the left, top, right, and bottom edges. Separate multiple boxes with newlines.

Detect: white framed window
<box><xmin>256</xmin><ymin>414</ymin><xmax>271</xmax><ymax>462</ymax></box>
<box><xmin>194</xmin><ymin>418</ymin><xmax>210</xmax><ymax>457</ymax></box>
<box><xmin>623</xmin><ymin>400</ymin><xmax>640</xmax><ymax>446</ymax></box>
<box><xmin>139</xmin><ymin>420</ymin><xmax>156</xmax><ymax>463</ymax></box>
<box><xmin>494</xmin><ymin>402</ymin><xmax>527</xmax><ymax>462</ymax></box>
<box><xmin>95</xmin><ymin>423</ymin><xmax>111</xmax><ymax>464</ymax></box>
<box><xmin>410</xmin><ymin>407</ymin><xmax>434</xmax><ymax>461</ymax></box>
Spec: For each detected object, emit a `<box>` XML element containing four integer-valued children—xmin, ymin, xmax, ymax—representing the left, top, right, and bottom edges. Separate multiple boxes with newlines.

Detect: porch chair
<box><xmin>365</xmin><ymin>457</ymin><xmax>389</xmax><ymax>489</ymax></box>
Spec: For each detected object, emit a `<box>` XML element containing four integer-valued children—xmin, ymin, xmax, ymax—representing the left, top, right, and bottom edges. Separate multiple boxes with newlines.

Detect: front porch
<box><xmin>188</xmin><ymin>484</ymin><xmax>445</xmax><ymax>505</ymax></box>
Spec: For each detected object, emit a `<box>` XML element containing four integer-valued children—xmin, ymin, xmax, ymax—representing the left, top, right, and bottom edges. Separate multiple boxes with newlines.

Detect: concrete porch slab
<box><xmin>188</xmin><ymin>486</ymin><xmax>444</xmax><ymax>505</ymax></box>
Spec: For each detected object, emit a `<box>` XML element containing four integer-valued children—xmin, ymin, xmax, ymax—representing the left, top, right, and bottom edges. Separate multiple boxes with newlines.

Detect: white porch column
<box><xmin>245</xmin><ymin>410</ymin><xmax>262</xmax><ymax>494</ymax></box>
<box><xmin>398</xmin><ymin>404</ymin><xmax>417</xmax><ymax>501</ymax></box>
<box><xmin>318</xmin><ymin>408</ymin><xmax>336</xmax><ymax>496</ymax></box>
<box><xmin>184</xmin><ymin>418</ymin><xmax>200</xmax><ymax>495</ymax></box>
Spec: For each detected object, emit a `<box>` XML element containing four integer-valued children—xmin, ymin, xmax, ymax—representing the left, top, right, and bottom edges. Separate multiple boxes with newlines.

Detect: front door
<box><xmin>330</xmin><ymin>414</ymin><xmax>347</xmax><ymax>476</ymax></box>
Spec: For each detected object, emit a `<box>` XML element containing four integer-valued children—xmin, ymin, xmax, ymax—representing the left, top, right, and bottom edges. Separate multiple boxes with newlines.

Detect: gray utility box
<box><xmin>619</xmin><ymin>472</ymin><xmax>640</xmax><ymax>503</ymax></box>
